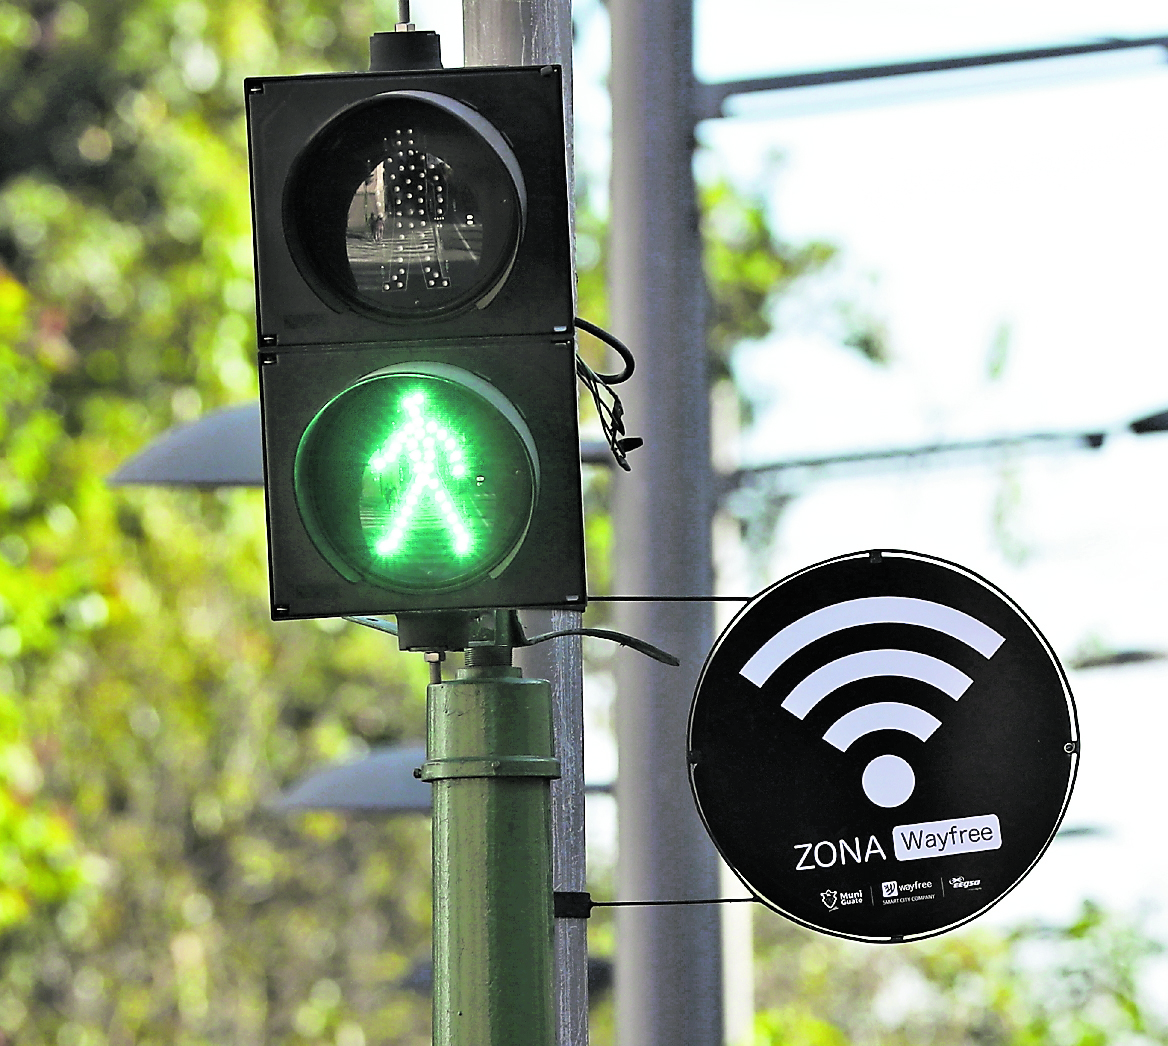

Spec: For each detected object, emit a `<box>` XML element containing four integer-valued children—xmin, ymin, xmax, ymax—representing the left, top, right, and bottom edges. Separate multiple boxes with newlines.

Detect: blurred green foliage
<box><xmin>752</xmin><ymin>901</ymin><xmax>1168</xmax><ymax>1046</ymax></box>
<box><xmin>573</xmin><ymin>170</ymin><xmax>840</xmax><ymax>605</ymax></box>
<box><xmin>699</xmin><ymin>177</ymin><xmax>836</xmax><ymax>385</ymax></box>
<box><xmin>573</xmin><ymin>172</ymin><xmax>842</xmax><ymax>410</ymax></box>
<box><xmin>0</xmin><ymin>1</ymin><xmax>435</xmax><ymax>1043</ymax></box>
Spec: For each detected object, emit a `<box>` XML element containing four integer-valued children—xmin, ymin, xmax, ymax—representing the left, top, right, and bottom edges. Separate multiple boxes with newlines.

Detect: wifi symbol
<box><xmin>740</xmin><ymin>596</ymin><xmax>1005</xmax><ymax>808</ymax></box>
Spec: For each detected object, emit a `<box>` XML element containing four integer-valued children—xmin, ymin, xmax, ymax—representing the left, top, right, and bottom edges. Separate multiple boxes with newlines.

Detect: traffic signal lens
<box><xmin>285</xmin><ymin>92</ymin><xmax>526</xmax><ymax>321</ymax></box>
<box><xmin>294</xmin><ymin>363</ymin><xmax>539</xmax><ymax>592</ymax></box>
<box><xmin>347</xmin><ymin>129</ymin><xmax>481</xmax><ymax>304</ymax></box>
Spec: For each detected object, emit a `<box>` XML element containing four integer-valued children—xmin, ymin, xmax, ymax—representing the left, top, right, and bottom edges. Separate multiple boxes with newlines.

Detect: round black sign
<box><xmin>689</xmin><ymin>550</ymin><xmax>1078</xmax><ymax>942</ymax></box>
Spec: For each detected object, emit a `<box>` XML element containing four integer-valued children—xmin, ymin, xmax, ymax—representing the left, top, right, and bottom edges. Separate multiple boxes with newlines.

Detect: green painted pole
<box><xmin>423</xmin><ymin>660</ymin><xmax>559</xmax><ymax>1046</ymax></box>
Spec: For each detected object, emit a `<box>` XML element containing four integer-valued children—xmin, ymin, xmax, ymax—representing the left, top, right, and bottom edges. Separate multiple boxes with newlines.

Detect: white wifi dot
<box><xmin>861</xmin><ymin>754</ymin><xmax>915</xmax><ymax>808</ymax></box>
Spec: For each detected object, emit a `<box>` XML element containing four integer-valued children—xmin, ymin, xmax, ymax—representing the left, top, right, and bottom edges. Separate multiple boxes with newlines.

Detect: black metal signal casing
<box><xmin>245</xmin><ymin>66</ymin><xmax>573</xmax><ymax>347</ymax></box>
<box><xmin>244</xmin><ymin>65</ymin><xmax>586</xmax><ymax>620</ymax></box>
<box><xmin>258</xmin><ymin>337</ymin><xmax>586</xmax><ymax>620</ymax></box>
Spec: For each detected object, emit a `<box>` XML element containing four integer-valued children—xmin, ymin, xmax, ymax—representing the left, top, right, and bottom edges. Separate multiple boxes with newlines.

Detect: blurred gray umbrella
<box><xmin>273</xmin><ymin>744</ymin><xmax>431</xmax><ymax>813</ymax></box>
<box><xmin>108</xmin><ymin>401</ymin><xmax>614</xmax><ymax>488</ymax></box>
<box><xmin>270</xmin><ymin>742</ymin><xmax>432</xmax><ymax>817</ymax></box>
<box><xmin>274</xmin><ymin>743</ymin><xmax>614</xmax><ymax>813</ymax></box>
<box><xmin>1068</xmin><ymin>649</ymin><xmax>1168</xmax><ymax>671</ymax></box>
<box><xmin>109</xmin><ymin>402</ymin><xmax>264</xmax><ymax>487</ymax></box>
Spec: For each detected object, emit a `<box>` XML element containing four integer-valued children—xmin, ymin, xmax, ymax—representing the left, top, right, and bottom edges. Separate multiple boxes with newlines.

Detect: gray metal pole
<box><xmin>609</xmin><ymin>0</ymin><xmax>724</xmax><ymax>1045</ymax></box>
<box><xmin>460</xmin><ymin>4</ymin><xmax>586</xmax><ymax>1045</ymax></box>
<box><xmin>517</xmin><ymin>612</ymin><xmax>587</xmax><ymax>1046</ymax></box>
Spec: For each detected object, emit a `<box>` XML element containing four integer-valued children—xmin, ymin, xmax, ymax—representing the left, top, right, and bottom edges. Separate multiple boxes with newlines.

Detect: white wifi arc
<box><xmin>740</xmin><ymin>596</ymin><xmax>1005</xmax><ymax>808</ymax></box>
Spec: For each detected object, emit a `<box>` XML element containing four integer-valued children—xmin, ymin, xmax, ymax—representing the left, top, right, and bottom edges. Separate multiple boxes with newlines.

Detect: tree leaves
<box><xmin>0</xmin><ymin>2</ymin><xmax>432</xmax><ymax>1042</ymax></box>
<box><xmin>700</xmin><ymin>177</ymin><xmax>836</xmax><ymax>384</ymax></box>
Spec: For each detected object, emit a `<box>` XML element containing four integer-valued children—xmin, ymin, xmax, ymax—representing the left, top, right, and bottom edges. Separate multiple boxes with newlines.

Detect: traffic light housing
<box><xmin>245</xmin><ymin>64</ymin><xmax>585</xmax><ymax>620</ymax></box>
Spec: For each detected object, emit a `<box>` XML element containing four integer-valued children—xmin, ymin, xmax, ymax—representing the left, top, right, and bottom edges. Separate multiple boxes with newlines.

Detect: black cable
<box><xmin>575</xmin><ymin>316</ymin><xmax>635</xmax><ymax>384</ymax></box>
<box><xmin>593</xmin><ymin>897</ymin><xmax>757</xmax><ymax>908</ymax></box>
<box><xmin>576</xmin><ymin>355</ymin><xmax>640</xmax><ymax>471</ymax></box>
<box><xmin>588</xmin><ymin>595</ymin><xmax>752</xmax><ymax>602</ymax></box>
<box><xmin>554</xmin><ymin>891</ymin><xmax>758</xmax><ymax>918</ymax></box>
<box><xmin>520</xmin><ymin>626</ymin><xmax>680</xmax><ymax>666</ymax></box>
<box><xmin>573</xmin><ymin>317</ymin><xmax>644</xmax><ymax>471</ymax></box>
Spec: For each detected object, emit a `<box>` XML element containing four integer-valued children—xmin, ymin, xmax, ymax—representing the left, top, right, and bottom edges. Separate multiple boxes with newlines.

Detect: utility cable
<box><xmin>575</xmin><ymin>316</ymin><xmax>635</xmax><ymax>384</ymax></box>
<box><xmin>575</xmin><ymin>316</ymin><xmax>642</xmax><ymax>471</ymax></box>
<box><xmin>554</xmin><ymin>891</ymin><xmax>758</xmax><ymax>918</ymax></box>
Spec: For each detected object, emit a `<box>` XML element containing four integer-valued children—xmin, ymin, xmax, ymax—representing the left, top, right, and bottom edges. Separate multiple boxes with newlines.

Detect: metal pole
<box><xmin>460</xmin><ymin>0</ymin><xmax>575</xmax><ymax>254</ymax></box>
<box><xmin>517</xmin><ymin>611</ymin><xmax>588</xmax><ymax>1046</ymax></box>
<box><xmin>461</xmin><ymin>4</ymin><xmax>586</xmax><ymax>1045</ymax></box>
<box><xmin>462</xmin><ymin>0</ymin><xmax>574</xmax><ymax>83</ymax></box>
<box><xmin>609</xmin><ymin>1</ymin><xmax>723</xmax><ymax>1045</ymax></box>
<box><xmin>424</xmin><ymin>660</ymin><xmax>559</xmax><ymax>1046</ymax></box>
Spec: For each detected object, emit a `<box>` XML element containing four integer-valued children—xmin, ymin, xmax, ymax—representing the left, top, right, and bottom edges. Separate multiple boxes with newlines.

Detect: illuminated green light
<box><xmin>368</xmin><ymin>391</ymin><xmax>475</xmax><ymax>560</ymax></box>
<box><xmin>293</xmin><ymin>362</ymin><xmax>539</xmax><ymax>593</ymax></box>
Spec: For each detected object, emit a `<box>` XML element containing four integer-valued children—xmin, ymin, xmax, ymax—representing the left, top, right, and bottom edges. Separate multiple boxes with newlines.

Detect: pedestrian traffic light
<box><xmin>294</xmin><ymin>361</ymin><xmax>542</xmax><ymax>593</ymax></box>
<box><xmin>245</xmin><ymin>62</ymin><xmax>585</xmax><ymax>620</ymax></box>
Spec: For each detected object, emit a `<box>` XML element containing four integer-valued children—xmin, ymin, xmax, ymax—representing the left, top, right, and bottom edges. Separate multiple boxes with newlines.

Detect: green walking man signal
<box><xmin>292</xmin><ymin>362</ymin><xmax>542</xmax><ymax>596</ymax></box>
<box><xmin>371</xmin><ymin>390</ymin><xmax>474</xmax><ymax>558</ymax></box>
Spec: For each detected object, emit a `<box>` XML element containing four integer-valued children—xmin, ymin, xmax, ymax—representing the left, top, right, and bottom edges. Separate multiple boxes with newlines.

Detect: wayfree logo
<box><xmin>893</xmin><ymin>814</ymin><xmax>1001</xmax><ymax>861</ymax></box>
<box><xmin>879</xmin><ymin>878</ymin><xmax>937</xmax><ymax>905</ymax></box>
